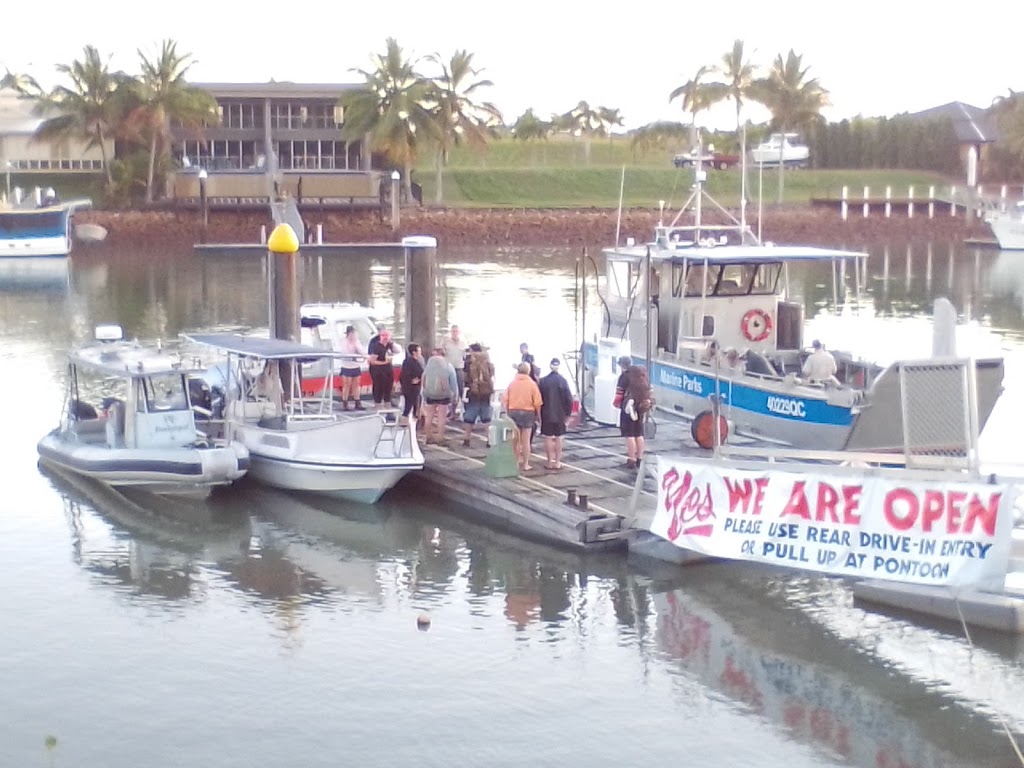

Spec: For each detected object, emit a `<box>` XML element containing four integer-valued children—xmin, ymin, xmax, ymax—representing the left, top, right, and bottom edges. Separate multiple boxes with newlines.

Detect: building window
<box><xmin>271</xmin><ymin>102</ymin><xmax>306</xmax><ymax>130</ymax></box>
<box><xmin>310</xmin><ymin>103</ymin><xmax>339</xmax><ymax>129</ymax></box>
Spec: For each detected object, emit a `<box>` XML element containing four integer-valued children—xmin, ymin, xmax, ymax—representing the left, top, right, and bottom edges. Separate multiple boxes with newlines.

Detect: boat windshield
<box><xmin>682</xmin><ymin>262</ymin><xmax>782</xmax><ymax>297</ymax></box>
<box><xmin>136</xmin><ymin>373</ymin><xmax>189</xmax><ymax>412</ymax></box>
<box><xmin>0</xmin><ymin>210</ymin><xmax>66</xmax><ymax>238</ymax></box>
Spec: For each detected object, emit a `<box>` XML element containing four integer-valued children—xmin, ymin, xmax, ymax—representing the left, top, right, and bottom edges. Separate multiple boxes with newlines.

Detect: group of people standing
<box><xmin>335</xmin><ymin>323</ymin><xmax>651</xmax><ymax>472</ymax></box>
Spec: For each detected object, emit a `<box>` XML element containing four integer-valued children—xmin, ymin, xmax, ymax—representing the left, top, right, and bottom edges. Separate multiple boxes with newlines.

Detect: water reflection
<box><xmin>650</xmin><ymin>561</ymin><xmax>1022</xmax><ymax>767</ymax></box>
<box><xmin>43</xmin><ymin>464</ymin><xmax>251</xmax><ymax>601</ymax></box>
<box><xmin>9</xmin><ymin>241</ymin><xmax>1024</xmax><ymax>767</ymax></box>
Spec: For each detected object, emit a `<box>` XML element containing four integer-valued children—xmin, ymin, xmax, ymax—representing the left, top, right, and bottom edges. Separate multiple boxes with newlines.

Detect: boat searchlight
<box><xmin>95</xmin><ymin>324</ymin><xmax>124</xmax><ymax>342</ymax></box>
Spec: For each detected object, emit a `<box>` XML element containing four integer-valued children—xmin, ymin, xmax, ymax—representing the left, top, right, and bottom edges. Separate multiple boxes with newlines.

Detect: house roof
<box><xmin>908</xmin><ymin>101</ymin><xmax>998</xmax><ymax>144</ymax></box>
<box><xmin>192</xmin><ymin>82</ymin><xmax>363</xmax><ymax>100</ymax></box>
<box><xmin>0</xmin><ymin>88</ymin><xmax>43</xmax><ymax>134</ymax></box>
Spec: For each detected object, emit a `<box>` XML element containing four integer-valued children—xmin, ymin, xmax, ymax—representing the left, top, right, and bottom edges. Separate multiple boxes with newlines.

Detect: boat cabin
<box><xmin>603</xmin><ymin>244</ymin><xmax>865</xmax><ymax>374</ymax></box>
<box><xmin>64</xmin><ymin>327</ymin><xmax>202</xmax><ymax>450</ymax></box>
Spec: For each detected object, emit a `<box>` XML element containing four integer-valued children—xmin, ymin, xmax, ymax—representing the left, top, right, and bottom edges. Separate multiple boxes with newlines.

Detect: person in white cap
<box><xmin>802</xmin><ymin>339</ymin><xmax>837</xmax><ymax>383</ymax></box>
<box><xmin>538</xmin><ymin>358</ymin><xmax>573</xmax><ymax>469</ymax></box>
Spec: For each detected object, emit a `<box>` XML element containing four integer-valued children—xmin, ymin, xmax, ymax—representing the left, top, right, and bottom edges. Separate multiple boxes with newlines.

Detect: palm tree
<box><xmin>749</xmin><ymin>49</ymin><xmax>829</xmax><ymax>203</ymax></box>
<box><xmin>0</xmin><ymin>70</ymin><xmax>43</xmax><ymax>97</ymax></box>
<box><xmin>340</xmin><ymin>38</ymin><xmax>434</xmax><ymax>201</ymax></box>
<box><xmin>991</xmin><ymin>89</ymin><xmax>1024</xmax><ymax>159</ymax></box>
<box><xmin>511</xmin><ymin>108</ymin><xmax>552</xmax><ymax>166</ymax></box>
<box><xmin>668</xmin><ymin>65</ymin><xmax>723</xmax><ymax>150</ymax></box>
<box><xmin>26</xmin><ymin>46</ymin><xmax>122</xmax><ymax>189</ymax></box>
<box><xmin>425</xmin><ymin>50</ymin><xmax>502</xmax><ymax>204</ymax></box>
<box><xmin>556</xmin><ymin>101</ymin><xmax>620</xmax><ymax>164</ymax></box>
<box><xmin>629</xmin><ymin>121</ymin><xmax>688</xmax><ymax>160</ymax></box>
<box><xmin>716</xmin><ymin>40</ymin><xmax>758</xmax><ymax>210</ymax></box>
<box><xmin>134</xmin><ymin>40</ymin><xmax>218</xmax><ymax>203</ymax></box>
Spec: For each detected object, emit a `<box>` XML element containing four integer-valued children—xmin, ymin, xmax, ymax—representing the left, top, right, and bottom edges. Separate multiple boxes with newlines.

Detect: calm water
<box><xmin>2</xmin><ymin>241</ymin><xmax>1024</xmax><ymax>767</ymax></box>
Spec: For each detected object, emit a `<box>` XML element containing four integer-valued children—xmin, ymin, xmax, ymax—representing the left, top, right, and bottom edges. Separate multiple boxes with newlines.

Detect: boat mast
<box><xmin>740</xmin><ymin>123</ymin><xmax>747</xmax><ymax>238</ymax></box>
<box><xmin>694</xmin><ymin>132</ymin><xmax>703</xmax><ymax>236</ymax></box>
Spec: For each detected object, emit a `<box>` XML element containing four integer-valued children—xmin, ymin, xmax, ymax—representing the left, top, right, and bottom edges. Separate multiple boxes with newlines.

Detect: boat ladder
<box><xmin>373</xmin><ymin>409</ymin><xmax>406</xmax><ymax>458</ymax></box>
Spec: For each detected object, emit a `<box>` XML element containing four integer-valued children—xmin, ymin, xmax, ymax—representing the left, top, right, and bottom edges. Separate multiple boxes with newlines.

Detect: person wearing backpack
<box><xmin>462</xmin><ymin>343</ymin><xmax>495</xmax><ymax>447</ymax></box>
<box><xmin>614</xmin><ymin>363</ymin><xmax>654</xmax><ymax>470</ymax></box>
<box><xmin>421</xmin><ymin>347</ymin><xmax>458</xmax><ymax>445</ymax></box>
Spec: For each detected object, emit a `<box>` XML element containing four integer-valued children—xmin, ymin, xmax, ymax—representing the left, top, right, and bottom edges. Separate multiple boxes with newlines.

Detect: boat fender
<box><xmin>741</xmin><ymin>309</ymin><xmax>772</xmax><ymax>343</ymax></box>
<box><xmin>691</xmin><ymin>410</ymin><xmax>729</xmax><ymax>449</ymax></box>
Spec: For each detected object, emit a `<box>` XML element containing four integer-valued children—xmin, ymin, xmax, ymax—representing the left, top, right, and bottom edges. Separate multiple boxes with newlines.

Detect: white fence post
<box><xmin>841</xmin><ymin>185</ymin><xmax>848</xmax><ymax>221</ymax></box>
<box><xmin>863</xmin><ymin>186</ymin><xmax>870</xmax><ymax>218</ymax></box>
<box><xmin>1001</xmin><ymin>184</ymin><xmax>1008</xmax><ymax>213</ymax></box>
<box><xmin>950</xmin><ymin>186</ymin><xmax>957</xmax><ymax>217</ymax></box>
<box><xmin>884</xmin><ymin>186</ymin><xmax>892</xmax><ymax>218</ymax></box>
<box><xmin>928</xmin><ymin>186</ymin><xmax>935</xmax><ymax>219</ymax></box>
<box><xmin>908</xmin><ymin>186</ymin><xmax>915</xmax><ymax>219</ymax></box>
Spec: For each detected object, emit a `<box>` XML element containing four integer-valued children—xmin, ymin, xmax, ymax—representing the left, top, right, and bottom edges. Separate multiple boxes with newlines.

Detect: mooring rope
<box><xmin>952</xmin><ymin>594</ymin><xmax>1024</xmax><ymax>765</ymax></box>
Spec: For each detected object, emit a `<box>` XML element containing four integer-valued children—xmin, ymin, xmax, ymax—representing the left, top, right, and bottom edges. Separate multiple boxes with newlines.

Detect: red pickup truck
<box><xmin>672</xmin><ymin>150</ymin><xmax>740</xmax><ymax>170</ymax></box>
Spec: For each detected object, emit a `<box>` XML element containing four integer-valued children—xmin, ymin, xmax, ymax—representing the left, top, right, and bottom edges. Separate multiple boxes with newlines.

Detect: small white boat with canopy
<box><xmin>184</xmin><ymin>333</ymin><xmax>423</xmax><ymax>504</ymax></box>
<box><xmin>37</xmin><ymin>325</ymin><xmax>250</xmax><ymax>496</ymax></box>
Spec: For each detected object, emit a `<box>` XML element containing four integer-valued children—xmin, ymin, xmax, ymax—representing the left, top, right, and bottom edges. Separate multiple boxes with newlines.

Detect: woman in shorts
<box><xmin>502</xmin><ymin>362</ymin><xmax>543</xmax><ymax>471</ymax></box>
<box><xmin>339</xmin><ymin>325</ymin><xmax>365</xmax><ymax>410</ymax></box>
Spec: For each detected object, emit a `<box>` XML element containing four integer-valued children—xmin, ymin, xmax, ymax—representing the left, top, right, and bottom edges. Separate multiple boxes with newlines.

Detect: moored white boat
<box><xmin>185</xmin><ymin>333</ymin><xmax>423</xmax><ymax>504</ymax></box>
<box><xmin>37</xmin><ymin>325</ymin><xmax>250</xmax><ymax>497</ymax></box>
<box><xmin>984</xmin><ymin>202</ymin><xmax>1024</xmax><ymax>250</ymax></box>
<box><xmin>584</xmin><ymin>168</ymin><xmax>1004</xmax><ymax>452</ymax></box>
<box><xmin>299</xmin><ymin>301</ymin><xmax>404</xmax><ymax>396</ymax></box>
<box><xmin>74</xmin><ymin>222</ymin><xmax>108</xmax><ymax>243</ymax></box>
<box><xmin>0</xmin><ymin>190</ymin><xmax>91</xmax><ymax>258</ymax></box>
<box><xmin>749</xmin><ymin>132</ymin><xmax>809</xmax><ymax>167</ymax></box>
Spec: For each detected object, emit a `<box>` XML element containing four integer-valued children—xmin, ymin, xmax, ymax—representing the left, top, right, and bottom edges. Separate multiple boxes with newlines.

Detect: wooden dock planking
<box><xmin>401</xmin><ymin>412</ymin><xmax>710</xmax><ymax>552</ymax></box>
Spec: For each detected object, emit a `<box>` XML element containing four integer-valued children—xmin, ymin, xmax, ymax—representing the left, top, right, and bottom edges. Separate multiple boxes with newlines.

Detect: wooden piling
<box><xmin>267</xmin><ymin>223</ymin><xmax>301</xmax><ymax>393</ymax></box>
<box><xmin>403</xmin><ymin>235</ymin><xmax>437</xmax><ymax>350</ymax></box>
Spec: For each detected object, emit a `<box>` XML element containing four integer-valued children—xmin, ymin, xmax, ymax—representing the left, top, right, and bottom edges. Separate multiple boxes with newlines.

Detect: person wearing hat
<box><xmin>612</xmin><ymin>355</ymin><xmax>643</xmax><ymax>469</ymax></box>
<box><xmin>339</xmin><ymin>325</ymin><xmax>366</xmax><ymax>410</ymax></box>
<box><xmin>802</xmin><ymin>339</ymin><xmax>837</xmax><ymax>383</ymax></box>
<box><xmin>538</xmin><ymin>357</ymin><xmax>573</xmax><ymax>470</ymax></box>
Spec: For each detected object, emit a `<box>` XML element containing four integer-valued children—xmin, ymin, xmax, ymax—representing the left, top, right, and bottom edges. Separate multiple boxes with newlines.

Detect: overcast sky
<box><xmin>4</xmin><ymin>0</ymin><xmax>1020</xmax><ymax>130</ymax></box>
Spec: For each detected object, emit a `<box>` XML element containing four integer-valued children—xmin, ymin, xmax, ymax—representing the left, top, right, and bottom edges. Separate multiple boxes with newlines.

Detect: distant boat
<box><xmin>75</xmin><ymin>222</ymin><xmax>108</xmax><ymax>243</ymax></box>
<box><xmin>0</xmin><ymin>189</ymin><xmax>92</xmax><ymax>257</ymax></box>
<box><xmin>985</xmin><ymin>202</ymin><xmax>1024</xmax><ymax>250</ymax></box>
<box><xmin>749</xmin><ymin>133</ymin><xmax>810</xmax><ymax>168</ymax></box>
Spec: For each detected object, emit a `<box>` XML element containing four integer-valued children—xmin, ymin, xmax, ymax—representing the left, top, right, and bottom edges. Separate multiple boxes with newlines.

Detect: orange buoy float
<box><xmin>691</xmin><ymin>410</ymin><xmax>729</xmax><ymax>449</ymax></box>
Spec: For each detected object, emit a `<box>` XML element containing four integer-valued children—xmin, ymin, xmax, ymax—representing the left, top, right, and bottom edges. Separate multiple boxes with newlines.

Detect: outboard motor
<box><xmin>188</xmin><ymin>378</ymin><xmax>214</xmax><ymax>419</ymax></box>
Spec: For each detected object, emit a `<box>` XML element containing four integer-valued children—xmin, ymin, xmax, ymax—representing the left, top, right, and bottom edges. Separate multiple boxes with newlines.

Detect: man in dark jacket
<box><xmin>538</xmin><ymin>358</ymin><xmax>573</xmax><ymax>469</ymax></box>
<box><xmin>399</xmin><ymin>343</ymin><xmax>424</xmax><ymax>426</ymax></box>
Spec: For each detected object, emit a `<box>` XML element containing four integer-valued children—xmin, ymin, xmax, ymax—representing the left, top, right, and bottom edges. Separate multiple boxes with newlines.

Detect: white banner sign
<box><xmin>652</xmin><ymin>458</ymin><xmax>1017</xmax><ymax>589</ymax></box>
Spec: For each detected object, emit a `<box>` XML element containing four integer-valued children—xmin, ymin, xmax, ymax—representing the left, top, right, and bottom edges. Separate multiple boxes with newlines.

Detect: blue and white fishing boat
<box><xmin>38</xmin><ymin>325</ymin><xmax>250</xmax><ymax>496</ymax></box>
<box><xmin>583</xmin><ymin>172</ymin><xmax>1004</xmax><ymax>452</ymax></box>
<box><xmin>0</xmin><ymin>188</ymin><xmax>89</xmax><ymax>258</ymax></box>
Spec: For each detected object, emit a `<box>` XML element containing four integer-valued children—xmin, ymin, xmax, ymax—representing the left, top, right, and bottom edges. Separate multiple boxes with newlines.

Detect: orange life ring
<box><xmin>741</xmin><ymin>309</ymin><xmax>773</xmax><ymax>343</ymax></box>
